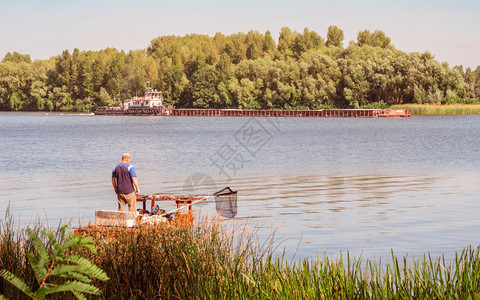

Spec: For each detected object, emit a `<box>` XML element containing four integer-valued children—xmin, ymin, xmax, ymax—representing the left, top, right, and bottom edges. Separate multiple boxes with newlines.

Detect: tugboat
<box><xmin>94</xmin><ymin>88</ymin><xmax>173</xmax><ymax>116</ymax></box>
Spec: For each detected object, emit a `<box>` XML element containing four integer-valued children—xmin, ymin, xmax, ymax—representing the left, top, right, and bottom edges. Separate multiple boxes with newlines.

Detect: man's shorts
<box><xmin>117</xmin><ymin>192</ymin><xmax>137</xmax><ymax>212</ymax></box>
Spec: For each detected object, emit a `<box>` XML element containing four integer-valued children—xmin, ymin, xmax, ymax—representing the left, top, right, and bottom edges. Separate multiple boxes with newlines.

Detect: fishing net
<box><xmin>213</xmin><ymin>187</ymin><xmax>238</xmax><ymax>219</ymax></box>
<box><xmin>137</xmin><ymin>187</ymin><xmax>238</xmax><ymax>220</ymax></box>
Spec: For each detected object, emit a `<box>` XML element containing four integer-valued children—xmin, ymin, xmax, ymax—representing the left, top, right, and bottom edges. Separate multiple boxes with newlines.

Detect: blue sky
<box><xmin>1</xmin><ymin>0</ymin><xmax>479</xmax><ymax>68</ymax></box>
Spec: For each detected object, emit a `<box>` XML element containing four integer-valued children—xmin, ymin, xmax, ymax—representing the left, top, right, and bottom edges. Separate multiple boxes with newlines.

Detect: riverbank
<box><xmin>392</xmin><ymin>104</ymin><xmax>480</xmax><ymax>115</ymax></box>
<box><xmin>3</xmin><ymin>104</ymin><xmax>480</xmax><ymax>116</ymax></box>
<box><xmin>1</xmin><ymin>215</ymin><xmax>480</xmax><ymax>299</ymax></box>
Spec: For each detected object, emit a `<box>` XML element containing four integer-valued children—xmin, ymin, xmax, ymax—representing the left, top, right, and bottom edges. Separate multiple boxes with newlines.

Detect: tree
<box><xmin>0</xmin><ymin>58</ymin><xmax>47</xmax><ymax>111</ymax></box>
<box><xmin>326</xmin><ymin>25</ymin><xmax>344</xmax><ymax>48</ymax></box>
<box><xmin>2</xmin><ymin>52</ymin><xmax>32</xmax><ymax>64</ymax></box>
<box><xmin>291</xmin><ymin>28</ymin><xmax>325</xmax><ymax>58</ymax></box>
<box><xmin>164</xmin><ymin>68</ymin><xmax>189</xmax><ymax>106</ymax></box>
<box><xmin>30</xmin><ymin>80</ymin><xmax>49</xmax><ymax>110</ymax></box>
<box><xmin>105</xmin><ymin>50</ymin><xmax>128</xmax><ymax>105</ymax></box>
<box><xmin>357</xmin><ymin>30</ymin><xmax>392</xmax><ymax>48</ymax></box>
<box><xmin>98</xmin><ymin>87</ymin><xmax>114</xmax><ymax>106</ymax></box>
<box><xmin>9</xmin><ymin>91</ymin><xmax>22</xmax><ymax>111</ymax></box>
<box><xmin>300</xmin><ymin>51</ymin><xmax>341</xmax><ymax>107</ymax></box>
<box><xmin>225</xmin><ymin>33</ymin><xmax>247</xmax><ymax>64</ymax></box>
<box><xmin>464</xmin><ymin>66</ymin><xmax>480</xmax><ymax>99</ymax></box>
<box><xmin>245</xmin><ymin>30</ymin><xmax>264</xmax><ymax>60</ymax></box>
<box><xmin>278</xmin><ymin>27</ymin><xmax>295</xmax><ymax>59</ymax></box>
<box><xmin>185</xmin><ymin>64</ymin><xmax>221</xmax><ymax>108</ymax></box>
<box><xmin>229</xmin><ymin>78</ymin><xmax>261</xmax><ymax>109</ymax></box>
<box><xmin>216</xmin><ymin>53</ymin><xmax>233</xmax><ymax>82</ymax></box>
<box><xmin>263</xmin><ymin>30</ymin><xmax>277</xmax><ymax>57</ymax></box>
<box><xmin>124</xmin><ymin>50</ymin><xmax>148</xmax><ymax>96</ymax></box>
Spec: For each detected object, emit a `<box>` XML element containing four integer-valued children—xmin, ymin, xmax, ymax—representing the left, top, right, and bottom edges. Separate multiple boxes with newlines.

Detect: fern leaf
<box><xmin>63</xmin><ymin>236</ymin><xmax>97</xmax><ymax>254</ymax></box>
<box><xmin>72</xmin><ymin>291</ymin><xmax>87</xmax><ymax>300</ymax></box>
<box><xmin>64</xmin><ymin>255</ymin><xmax>109</xmax><ymax>281</ymax></box>
<box><xmin>51</xmin><ymin>262</ymin><xmax>108</xmax><ymax>283</ymax></box>
<box><xmin>45</xmin><ymin>230</ymin><xmax>64</xmax><ymax>261</ymax></box>
<box><xmin>0</xmin><ymin>294</ymin><xmax>10</xmax><ymax>300</ymax></box>
<box><xmin>49</xmin><ymin>264</ymin><xmax>99</xmax><ymax>283</ymax></box>
<box><xmin>34</xmin><ymin>287</ymin><xmax>49</xmax><ymax>300</ymax></box>
<box><xmin>45</xmin><ymin>281</ymin><xmax>102</xmax><ymax>296</ymax></box>
<box><xmin>62</xmin><ymin>272</ymin><xmax>91</xmax><ymax>283</ymax></box>
<box><xmin>27</xmin><ymin>228</ymin><xmax>51</xmax><ymax>267</ymax></box>
<box><xmin>0</xmin><ymin>269</ymin><xmax>35</xmax><ymax>298</ymax></box>
<box><xmin>49</xmin><ymin>264</ymin><xmax>85</xmax><ymax>277</ymax></box>
<box><xmin>26</xmin><ymin>252</ymin><xmax>48</xmax><ymax>285</ymax></box>
<box><xmin>27</xmin><ymin>228</ymin><xmax>52</xmax><ymax>281</ymax></box>
<box><xmin>65</xmin><ymin>254</ymin><xmax>94</xmax><ymax>267</ymax></box>
<box><xmin>55</xmin><ymin>225</ymin><xmax>75</xmax><ymax>260</ymax></box>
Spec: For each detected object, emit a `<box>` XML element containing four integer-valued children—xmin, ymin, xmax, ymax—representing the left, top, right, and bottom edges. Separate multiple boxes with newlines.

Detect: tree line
<box><xmin>1</xmin><ymin>26</ymin><xmax>480</xmax><ymax>112</ymax></box>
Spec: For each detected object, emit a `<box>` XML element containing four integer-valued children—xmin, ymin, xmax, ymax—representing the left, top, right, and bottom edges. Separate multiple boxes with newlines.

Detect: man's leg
<box><xmin>118</xmin><ymin>194</ymin><xmax>127</xmax><ymax>211</ymax></box>
<box><xmin>125</xmin><ymin>192</ymin><xmax>137</xmax><ymax>212</ymax></box>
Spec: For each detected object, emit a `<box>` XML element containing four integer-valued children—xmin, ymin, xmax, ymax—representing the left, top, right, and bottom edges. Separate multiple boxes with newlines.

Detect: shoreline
<box><xmin>3</xmin><ymin>104</ymin><xmax>480</xmax><ymax>116</ymax></box>
<box><xmin>391</xmin><ymin>104</ymin><xmax>480</xmax><ymax>115</ymax></box>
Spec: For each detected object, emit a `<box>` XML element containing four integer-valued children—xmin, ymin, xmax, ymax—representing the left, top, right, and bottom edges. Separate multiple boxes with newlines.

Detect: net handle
<box><xmin>159</xmin><ymin>197</ymin><xmax>209</xmax><ymax>217</ymax></box>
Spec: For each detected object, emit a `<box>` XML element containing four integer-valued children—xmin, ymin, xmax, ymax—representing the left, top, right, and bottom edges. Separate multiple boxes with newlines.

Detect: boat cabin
<box><xmin>125</xmin><ymin>89</ymin><xmax>164</xmax><ymax>108</ymax></box>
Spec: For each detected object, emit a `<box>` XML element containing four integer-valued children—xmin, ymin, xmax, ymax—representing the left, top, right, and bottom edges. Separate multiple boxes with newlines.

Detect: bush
<box><xmin>361</xmin><ymin>101</ymin><xmax>390</xmax><ymax>109</ymax></box>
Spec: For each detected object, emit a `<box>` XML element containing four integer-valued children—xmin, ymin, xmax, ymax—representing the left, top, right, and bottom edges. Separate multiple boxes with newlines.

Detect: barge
<box><xmin>94</xmin><ymin>89</ymin><xmax>411</xmax><ymax>118</ymax></box>
<box><xmin>170</xmin><ymin>108</ymin><xmax>411</xmax><ymax>118</ymax></box>
<box><xmin>95</xmin><ymin>107</ymin><xmax>411</xmax><ymax>118</ymax></box>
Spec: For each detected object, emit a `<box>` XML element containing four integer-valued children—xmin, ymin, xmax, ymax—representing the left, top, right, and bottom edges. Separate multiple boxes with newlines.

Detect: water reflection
<box><xmin>217</xmin><ymin>171</ymin><xmax>479</xmax><ymax>259</ymax></box>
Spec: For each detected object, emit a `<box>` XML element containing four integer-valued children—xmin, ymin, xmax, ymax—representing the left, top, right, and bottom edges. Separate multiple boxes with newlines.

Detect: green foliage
<box><xmin>326</xmin><ymin>25</ymin><xmax>345</xmax><ymax>48</ymax></box>
<box><xmin>0</xmin><ymin>26</ymin><xmax>479</xmax><ymax>112</ymax></box>
<box><xmin>0</xmin><ymin>225</ymin><xmax>109</xmax><ymax>300</ymax></box>
<box><xmin>361</xmin><ymin>101</ymin><xmax>390</xmax><ymax>109</ymax></box>
<box><xmin>444</xmin><ymin>95</ymin><xmax>479</xmax><ymax>105</ymax></box>
<box><xmin>392</xmin><ymin>103</ymin><xmax>480</xmax><ymax>115</ymax></box>
<box><xmin>2</xmin><ymin>52</ymin><xmax>32</xmax><ymax>64</ymax></box>
<box><xmin>357</xmin><ymin>29</ymin><xmax>392</xmax><ymax>48</ymax></box>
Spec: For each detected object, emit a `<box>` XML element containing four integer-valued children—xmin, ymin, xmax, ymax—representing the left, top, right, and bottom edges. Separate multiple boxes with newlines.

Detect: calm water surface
<box><xmin>1</xmin><ymin>112</ymin><xmax>480</xmax><ymax>260</ymax></box>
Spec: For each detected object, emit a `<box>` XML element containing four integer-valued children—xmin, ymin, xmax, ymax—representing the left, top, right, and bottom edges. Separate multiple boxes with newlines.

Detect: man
<box><xmin>112</xmin><ymin>153</ymin><xmax>140</xmax><ymax>211</ymax></box>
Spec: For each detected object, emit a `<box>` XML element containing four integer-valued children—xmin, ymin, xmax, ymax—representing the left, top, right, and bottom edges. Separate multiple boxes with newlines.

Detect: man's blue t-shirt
<box><xmin>112</xmin><ymin>163</ymin><xmax>137</xmax><ymax>194</ymax></box>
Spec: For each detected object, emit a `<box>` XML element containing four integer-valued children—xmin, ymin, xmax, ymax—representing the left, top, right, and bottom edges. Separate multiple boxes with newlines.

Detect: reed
<box><xmin>0</xmin><ymin>210</ymin><xmax>40</xmax><ymax>298</ymax></box>
<box><xmin>2</xmin><ymin>213</ymin><xmax>480</xmax><ymax>299</ymax></box>
<box><xmin>0</xmin><ymin>209</ymin><xmax>80</xmax><ymax>299</ymax></box>
<box><xmin>391</xmin><ymin>104</ymin><xmax>480</xmax><ymax>115</ymax></box>
<box><xmin>84</xmin><ymin>219</ymin><xmax>277</xmax><ymax>298</ymax></box>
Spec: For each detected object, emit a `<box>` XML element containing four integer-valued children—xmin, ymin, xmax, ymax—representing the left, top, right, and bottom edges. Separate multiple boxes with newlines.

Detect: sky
<box><xmin>1</xmin><ymin>0</ymin><xmax>479</xmax><ymax>69</ymax></box>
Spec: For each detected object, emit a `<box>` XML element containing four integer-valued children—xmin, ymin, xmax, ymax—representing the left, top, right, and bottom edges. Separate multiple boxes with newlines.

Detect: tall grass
<box><xmin>86</xmin><ymin>219</ymin><xmax>277</xmax><ymax>298</ymax></box>
<box><xmin>0</xmin><ymin>209</ymin><xmax>77</xmax><ymax>299</ymax></box>
<box><xmin>392</xmin><ymin>104</ymin><xmax>480</xmax><ymax>115</ymax></box>
<box><xmin>2</xmin><ymin>212</ymin><xmax>480</xmax><ymax>299</ymax></box>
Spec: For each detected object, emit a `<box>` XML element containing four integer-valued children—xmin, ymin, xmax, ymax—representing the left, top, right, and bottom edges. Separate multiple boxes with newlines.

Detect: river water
<box><xmin>1</xmin><ymin>112</ymin><xmax>480</xmax><ymax>260</ymax></box>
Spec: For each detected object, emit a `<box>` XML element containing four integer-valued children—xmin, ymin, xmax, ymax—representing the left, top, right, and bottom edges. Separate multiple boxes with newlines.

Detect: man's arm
<box><xmin>132</xmin><ymin>177</ymin><xmax>140</xmax><ymax>195</ymax></box>
<box><xmin>112</xmin><ymin>177</ymin><xmax>118</xmax><ymax>194</ymax></box>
